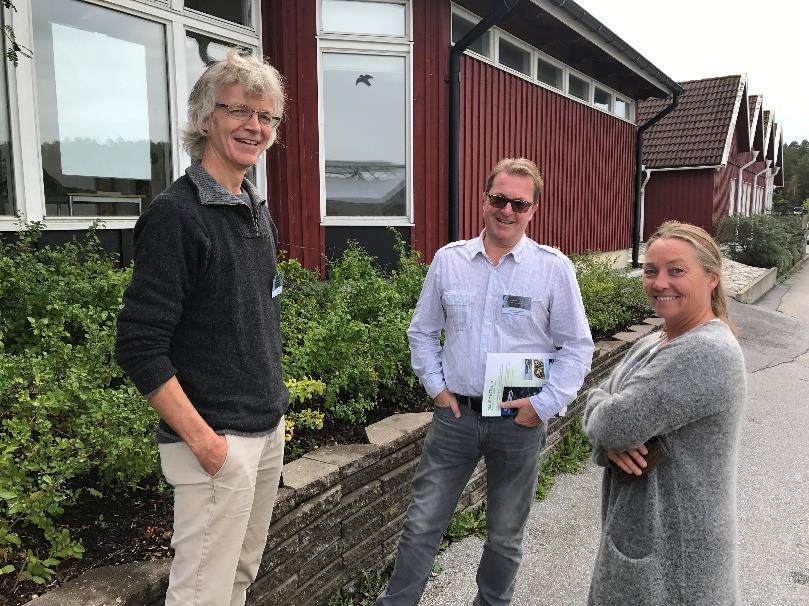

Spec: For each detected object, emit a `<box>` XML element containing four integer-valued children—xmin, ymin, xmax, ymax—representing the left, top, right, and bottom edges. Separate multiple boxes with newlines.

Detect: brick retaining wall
<box><xmin>26</xmin><ymin>319</ymin><xmax>661</xmax><ymax>606</ymax></box>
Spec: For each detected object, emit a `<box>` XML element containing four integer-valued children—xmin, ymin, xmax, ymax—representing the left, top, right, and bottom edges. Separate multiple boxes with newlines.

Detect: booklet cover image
<box><xmin>482</xmin><ymin>353</ymin><xmax>555</xmax><ymax>417</ymax></box>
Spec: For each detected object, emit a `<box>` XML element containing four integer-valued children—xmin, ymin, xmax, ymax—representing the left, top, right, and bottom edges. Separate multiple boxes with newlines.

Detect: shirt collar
<box><xmin>470</xmin><ymin>229</ymin><xmax>529</xmax><ymax>263</ymax></box>
<box><xmin>186</xmin><ymin>162</ymin><xmax>265</xmax><ymax>208</ymax></box>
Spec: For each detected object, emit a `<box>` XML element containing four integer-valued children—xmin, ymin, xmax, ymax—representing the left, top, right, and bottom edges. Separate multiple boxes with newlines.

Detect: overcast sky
<box><xmin>574</xmin><ymin>0</ymin><xmax>808</xmax><ymax>143</ymax></box>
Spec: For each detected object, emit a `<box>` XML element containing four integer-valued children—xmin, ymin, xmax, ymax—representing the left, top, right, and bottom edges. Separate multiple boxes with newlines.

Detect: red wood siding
<box><xmin>457</xmin><ymin>56</ymin><xmax>637</xmax><ymax>254</ymax></box>
<box><xmin>411</xmin><ymin>0</ymin><xmax>451</xmax><ymax>263</ymax></box>
<box><xmin>643</xmin><ymin>169</ymin><xmax>714</xmax><ymax>236</ymax></box>
<box><xmin>263</xmin><ymin>0</ymin><xmax>324</xmax><ymax>271</ymax></box>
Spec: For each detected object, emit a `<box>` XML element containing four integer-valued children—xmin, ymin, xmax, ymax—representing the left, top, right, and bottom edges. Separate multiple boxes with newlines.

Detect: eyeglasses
<box><xmin>215</xmin><ymin>103</ymin><xmax>281</xmax><ymax>128</ymax></box>
<box><xmin>485</xmin><ymin>192</ymin><xmax>535</xmax><ymax>214</ymax></box>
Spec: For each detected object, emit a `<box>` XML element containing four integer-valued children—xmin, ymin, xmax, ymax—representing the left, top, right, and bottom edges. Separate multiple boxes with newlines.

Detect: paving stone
<box><xmin>365</xmin><ymin>412</ymin><xmax>433</xmax><ymax>454</ymax></box>
<box><xmin>271</xmin><ymin>486</ymin><xmax>297</xmax><ymax>523</ymax></box>
<box><xmin>628</xmin><ymin>323</ymin><xmax>655</xmax><ymax>335</ymax></box>
<box><xmin>282</xmin><ymin>456</ymin><xmax>341</xmax><ymax>502</ymax></box>
<box><xmin>643</xmin><ymin>316</ymin><xmax>666</xmax><ymax>327</ymax></box>
<box><xmin>303</xmin><ymin>443</ymin><xmax>382</xmax><ymax>479</ymax></box>
<box><xmin>24</xmin><ymin>559</ymin><xmax>171</xmax><ymax>606</ymax></box>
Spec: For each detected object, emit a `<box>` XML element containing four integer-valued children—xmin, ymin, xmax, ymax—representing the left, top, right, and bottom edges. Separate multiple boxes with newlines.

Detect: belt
<box><xmin>454</xmin><ymin>394</ymin><xmax>483</xmax><ymax>413</ymax></box>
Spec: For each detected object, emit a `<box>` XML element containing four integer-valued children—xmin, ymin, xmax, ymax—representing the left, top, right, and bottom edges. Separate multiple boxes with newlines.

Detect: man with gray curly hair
<box><xmin>116</xmin><ymin>49</ymin><xmax>288</xmax><ymax>606</ymax></box>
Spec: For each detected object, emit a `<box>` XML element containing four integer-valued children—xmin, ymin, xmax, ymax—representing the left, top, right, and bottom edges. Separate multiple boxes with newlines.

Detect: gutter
<box><xmin>632</xmin><ymin>92</ymin><xmax>680</xmax><ymax>268</ymax></box>
<box><xmin>448</xmin><ymin>0</ymin><xmax>519</xmax><ymax>242</ymax></box>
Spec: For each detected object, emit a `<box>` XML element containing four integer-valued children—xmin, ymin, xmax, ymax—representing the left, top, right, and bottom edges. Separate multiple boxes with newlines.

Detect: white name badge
<box><xmin>272</xmin><ymin>272</ymin><xmax>284</xmax><ymax>298</ymax></box>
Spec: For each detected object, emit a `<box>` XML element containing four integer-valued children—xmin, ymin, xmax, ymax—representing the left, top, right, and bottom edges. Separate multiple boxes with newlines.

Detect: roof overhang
<box><xmin>773</xmin><ymin>123</ymin><xmax>784</xmax><ymax>186</ymax></box>
<box><xmin>720</xmin><ymin>76</ymin><xmax>751</xmax><ymax>164</ymax></box>
<box><xmin>454</xmin><ymin>0</ymin><xmax>681</xmax><ymax>100</ymax></box>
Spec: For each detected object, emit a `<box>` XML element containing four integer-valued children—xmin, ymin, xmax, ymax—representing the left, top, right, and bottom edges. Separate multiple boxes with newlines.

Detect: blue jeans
<box><xmin>377</xmin><ymin>404</ymin><xmax>546</xmax><ymax>606</ymax></box>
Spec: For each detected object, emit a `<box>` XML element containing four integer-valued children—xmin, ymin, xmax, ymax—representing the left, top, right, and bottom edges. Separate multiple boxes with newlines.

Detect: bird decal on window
<box><xmin>355</xmin><ymin>74</ymin><xmax>373</xmax><ymax>87</ymax></box>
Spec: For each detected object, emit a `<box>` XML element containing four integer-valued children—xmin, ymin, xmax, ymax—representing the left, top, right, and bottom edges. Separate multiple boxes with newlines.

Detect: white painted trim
<box><xmin>720</xmin><ymin>74</ymin><xmax>747</xmax><ymax>166</ymax></box>
<box><xmin>529</xmin><ymin>0</ymin><xmax>673</xmax><ymax>96</ymax></box>
<box><xmin>317</xmin><ymin>1</ymin><xmax>413</xmax><ymax>224</ymax></box>
<box><xmin>1</xmin><ymin>0</ymin><xmax>263</xmax><ymax>229</ymax></box>
<box><xmin>450</xmin><ymin>3</ymin><xmax>636</xmax><ymax>124</ymax></box>
<box><xmin>644</xmin><ymin>164</ymin><xmax>723</xmax><ymax>172</ymax></box>
<box><xmin>321</xmin><ymin>218</ymin><xmax>412</xmax><ymax>227</ymax></box>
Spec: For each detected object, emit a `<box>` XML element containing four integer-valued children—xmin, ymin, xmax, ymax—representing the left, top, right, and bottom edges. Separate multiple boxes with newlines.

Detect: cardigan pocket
<box><xmin>590</xmin><ymin>534</ymin><xmax>663</xmax><ymax>604</ymax></box>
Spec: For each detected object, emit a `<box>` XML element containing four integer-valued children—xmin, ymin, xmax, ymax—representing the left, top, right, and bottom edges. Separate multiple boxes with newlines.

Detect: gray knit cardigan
<box><xmin>583</xmin><ymin>320</ymin><xmax>746</xmax><ymax>606</ymax></box>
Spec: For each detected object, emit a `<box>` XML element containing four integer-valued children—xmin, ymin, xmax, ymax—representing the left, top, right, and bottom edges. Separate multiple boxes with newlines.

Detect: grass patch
<box><xmin>535</xmin><ymin>418</ymin><xmax>592</xmax><ymax>501</ymax></box>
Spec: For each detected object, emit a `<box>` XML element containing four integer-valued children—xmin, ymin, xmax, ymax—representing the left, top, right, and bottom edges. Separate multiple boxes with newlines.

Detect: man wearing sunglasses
<box><xmin>377</xmin><ymin>158</ymin><xmax>594</xmax><ymax>606</ymax></box>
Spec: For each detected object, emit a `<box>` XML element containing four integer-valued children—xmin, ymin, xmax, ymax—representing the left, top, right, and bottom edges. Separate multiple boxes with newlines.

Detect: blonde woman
<box><xmin>583</xmin><ymin>221</ymin><xmax>746</xmax><ymax>606</ymax></box>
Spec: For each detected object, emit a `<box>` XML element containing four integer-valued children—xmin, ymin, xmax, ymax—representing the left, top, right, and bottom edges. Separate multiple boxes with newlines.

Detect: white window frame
<box><xmin>450</xmin><ymin>3</ymin><xmax>636</xmax><ymax>124</ymax></box>
<box><xmin>317</xmin><ymin>0</ymin><xmax>414</xmax><ymax>227</ymax></box>
<box><xmin>450</xmin><ymin>6</ymin><xmax>492</xmax><ymax>61</ymax></box>
<box><xmin>0</xmin><ymin>0</ymin><xmax>264</xmax><ymax>231</ymax></box>
<box><xmin>536</xmin><ymin>54</ymin><xmax>563</xmax><ymax>91</ymax></box>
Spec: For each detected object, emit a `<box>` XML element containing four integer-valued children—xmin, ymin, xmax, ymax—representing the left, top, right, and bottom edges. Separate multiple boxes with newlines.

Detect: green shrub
<box><xmin>0</xmin><ymin>224</ymin><xmax>157</xmax><ymax>583</ymax></box>
<box><xmin>572</xmin><ymin>254</ymin><xmax>652</xmax><ymax>340</ymax></box>
<box><xmin>718</xmin><ymin>214</ymin><xmax>806</xmax><ymax>276</ymax></box>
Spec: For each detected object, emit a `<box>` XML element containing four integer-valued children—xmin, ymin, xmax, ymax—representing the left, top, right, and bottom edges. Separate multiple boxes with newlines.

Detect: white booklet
<box><xmin>482</xmin><ymin>353</ymin><xmax>557</xmax><ymax>417</ymax></box>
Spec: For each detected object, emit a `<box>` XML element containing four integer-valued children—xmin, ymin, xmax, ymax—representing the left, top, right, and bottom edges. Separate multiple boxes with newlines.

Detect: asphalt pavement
<box><xmin>419</xmin><ymin>261</ymin><xmax>809</xmax><ymax>606</ymax></box>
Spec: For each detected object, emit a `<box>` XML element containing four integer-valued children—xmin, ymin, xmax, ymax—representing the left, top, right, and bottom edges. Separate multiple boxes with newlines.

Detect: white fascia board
<box><xmin>720</xmin><ymin>75</ymin><xmax>748</xmax><ymax>165</ymax></box>
<box><xmin>646</xmin><ymin>164</ymin><xmax>724</xmax><ymax>172</ymax></box>
<box><xmin>529</xmin><ymin>0</ymin><xmax>673</xmax><ymax>97</ymax></box>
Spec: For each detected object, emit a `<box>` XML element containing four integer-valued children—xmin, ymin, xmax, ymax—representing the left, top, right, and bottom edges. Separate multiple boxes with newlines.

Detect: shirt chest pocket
<box><xmin>442</xmin><ymin>291</ymin><xmax>473</xmax><ymax>330</ymax></box>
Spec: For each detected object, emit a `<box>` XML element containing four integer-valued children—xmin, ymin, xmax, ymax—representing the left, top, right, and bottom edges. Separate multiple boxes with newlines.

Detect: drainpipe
<box><xmin>751</xmin><ymin>161</ymin><xmax>770</xmax><ymax>215</ymax></box>
<box><xmin>633</xmin><ymin>92</ymin><xmax>680</xmax><ymax>267</ymax></box>
<box><xmin>449</xmin><ymin>0</ymin><xmax>519</xmax><ymax>242</ymax></box>
<box><xmin>765</xmin><ymin>166</ymin><xmax>780</xmax><ymax>212</ymax></box>
<box><xmin>736</xmin><ymin>152</ymin><xmax>759</xmax><ymax>217</ymax></box>
<box><xmin>639</xmin><ymin>168</ymin><xmax>653</xmax><ymax>242</ymax></box>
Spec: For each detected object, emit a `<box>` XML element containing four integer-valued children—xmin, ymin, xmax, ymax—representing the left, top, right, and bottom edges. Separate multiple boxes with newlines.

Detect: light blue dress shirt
<box><xmin>407</xmin><ymin>232</ymin><xmax>595</xmax><ymax>423</ymax></box>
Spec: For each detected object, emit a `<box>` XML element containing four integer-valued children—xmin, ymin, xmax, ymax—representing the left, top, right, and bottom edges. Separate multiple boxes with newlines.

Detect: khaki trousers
<box><xmin>159</xmin><ymin>420</ymin><xmax>285</xmax><ymax>606</ymax></box>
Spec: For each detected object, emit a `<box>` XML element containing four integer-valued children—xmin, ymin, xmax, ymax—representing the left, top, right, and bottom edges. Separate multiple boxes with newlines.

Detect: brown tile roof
<box><xmin>637</xmin><ymin>75</ymin><xmax>745</xmax><ymax>168</ymax></box>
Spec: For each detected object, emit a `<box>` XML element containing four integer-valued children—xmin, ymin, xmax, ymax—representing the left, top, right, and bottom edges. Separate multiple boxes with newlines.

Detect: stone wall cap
<box><xmin>365</xmin><ymin>412</ymin><xmax>433</xmax><ymax>452</ymax></box>
<box><xmin>24</xmin><ymin>558</ymin><xmax>170</xmax><ymax>606</ymax></box>
<box><xmin>304</xmin><ymin>443</ymin><xmax>382</xmax><ymax>478</ymax></box>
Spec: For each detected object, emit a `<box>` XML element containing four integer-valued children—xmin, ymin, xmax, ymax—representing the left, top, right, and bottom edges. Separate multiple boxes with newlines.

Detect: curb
<box><xmin>730</xmin><ymin>267</ymin><xmax>777</xmax><ymax>304</ymax></box>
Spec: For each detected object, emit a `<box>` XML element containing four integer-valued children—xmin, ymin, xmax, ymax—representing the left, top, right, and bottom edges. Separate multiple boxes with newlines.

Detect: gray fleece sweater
<box><xmin>583</xmin><ymin>320</ymin><xmax>746</xmax><ymax>606</ymax></box>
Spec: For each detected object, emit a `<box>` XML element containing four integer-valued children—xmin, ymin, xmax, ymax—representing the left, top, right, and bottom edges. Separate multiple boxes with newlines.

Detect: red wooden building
<box><xmin>0</xmin><ymin>0</ymin><xmax>680</xmax><ymax>269</ymax></box>
<box><xmin>264</xmin><ymin>0</ymin><xmax>681</xmax><ymax>269</ymax></box>
<box><xmin>638</xmin><ymin>75</ymin><xmax>784</xmax><ymax>239</ymax></box>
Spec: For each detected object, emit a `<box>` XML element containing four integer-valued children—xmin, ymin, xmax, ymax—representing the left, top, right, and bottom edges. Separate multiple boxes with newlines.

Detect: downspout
<box><xmin>765</xmin><ymin>166</ymin><xmax>780</xmax><ymax>212</ymax></box>
<box><xmin>751</xmin><ymin>161</ymin><xmax>770</xmax><ymax>215</ymax></box>
<box><xmin>633</xmin><ymin>92</ymin><xmax>680</xmax><ymax>267</ymax></box>
<box><xmin>639</xmin><ymin>168</ymin><xmax>653</xmax><ymax>242</ymax></box>
<box><xmin>736</xmin><ymin>152</ymin><xmax>759</xmax><ymax>217</ymax></box>
<box><xmin>449</xmin><ymin>0</ymin><xmax>519</xmax><ymax>242</ymax></box>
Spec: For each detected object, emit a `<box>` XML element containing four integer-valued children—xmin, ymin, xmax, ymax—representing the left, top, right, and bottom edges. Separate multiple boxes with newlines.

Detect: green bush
<box><xmin>1</xmin><ymin>223</ymin><xmax>651</xmax><ymax>585</ymax></box>
<box><xmin>572</xmin><ymin>254</ymin><xmax>653</xmax><ymax>340</ymax></box>
<box><xmin>718</xmin><ymin>214</ymin><xmax>806</xmax><ymax>276</ymax></box>
<box><xmin>0</xmin><ymin>223</ymin><xmax>157</xmax><ymax>584</ymax></box>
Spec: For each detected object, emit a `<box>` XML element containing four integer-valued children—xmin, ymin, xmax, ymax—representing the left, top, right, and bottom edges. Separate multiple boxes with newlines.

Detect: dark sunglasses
<box><xmin>485</xmin><ymin>192</ymin><xmax>535</xmax><ymax>214</ymax></box>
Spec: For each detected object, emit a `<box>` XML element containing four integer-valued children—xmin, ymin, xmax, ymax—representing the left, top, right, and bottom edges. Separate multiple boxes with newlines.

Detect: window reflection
<box><xmin>185</xmin><ymin>0</ymin><xmax>252</xmax><ymax>28</ymax></box>
<box><xmin>322</xmin><ymin>0</ymin><xmax>406</xmax><ymax>36</ymax></box>
<box><xmin>33</xmin><ymin>0</ymin><xmax>171</xmax><ymax>217</ymax></box>
<box><xmin>0</xmin><ymin>26</ymin><xmax>15</xmax><ymax>216</ymax></box>
<box><xmin>568</xmin><ymin>74</ymin><xmax>590</xmax><ymax>101</ymax></box>
<box><xmin>323</xmin><ymin>53</ymin><xmax>406</xmax><ymax>217</ymax></box>
<box><xmin>499</xmin><ymin>38</ymin><xmax>530</xmax><ymax>76</ymax></box>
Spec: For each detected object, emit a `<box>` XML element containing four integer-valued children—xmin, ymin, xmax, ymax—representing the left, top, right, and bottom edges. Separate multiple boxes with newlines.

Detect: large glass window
<box><xmin>185</xmin><ymin>0</ymin><xmax>252</xmax><ymax>28</ymax></box>
<box><xmin>322</xmin><ymin>53</ymin><xmax>406</xmax><ymax>217</ymax></box>
<box><xmin>322</xmin><ymin>0</ymin><xmax>406</xmax><ymax>36</ymax></box>
<box><xmin>498</xmin><ymin>37</ymin><xmax>531</xmax><ymax>76</ymax></box>
<box><xmin>185</xmin><ymin>31</ymin><xmax>234</xmax><ymax>94</ymax></box>
<box><xmin>0</xmin><ymin>37</ymin><xmax>14</xmax><ymax>216</ymax></box>
<box><xmin>33</xmin><ymin>0</ymin><xmax>171</xmax><ymax>217</ymax></box>
<box><xmin>452</xmin><ymin>11</ymin><xmax>490</xmax><ymax>57</ymax></box>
